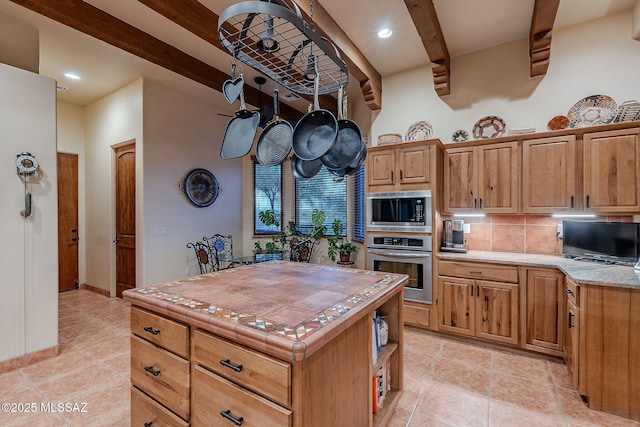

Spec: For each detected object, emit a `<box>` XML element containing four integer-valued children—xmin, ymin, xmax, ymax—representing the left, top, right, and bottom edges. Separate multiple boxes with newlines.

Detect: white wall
<box><xmin>84</xmin><ymin>79</ymin><xmax>143</xmax><ymax>294</ymax></box>
<box><xmin>142</xmin><ymin>79</ymin><xmax>243</xmax><ymax>284</ymax></box>
<box><xmin>371</xmin><ymin>12</ymin><xmax>640</xmax><ymax>145</ymax></box>
<box><xmin>0</xmin><ymin>14</ymin><xmax>38</xmax><ymax>74</ymax></box>
<box><xmin>0</xmin><ymin>63</ymin><xmax>58</xmax><ymax>362</ymax></box>
<box><xmin>57</xmin><ymin>102</ymin><xmax>86</xmax><ymax>285</ymax></box>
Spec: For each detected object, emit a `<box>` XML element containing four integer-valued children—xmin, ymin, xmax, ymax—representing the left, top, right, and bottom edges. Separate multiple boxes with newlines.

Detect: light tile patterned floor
<box><xmin>0</xmin><ymin>289</ymin><xmax>638</xmax><ymax>426</ymax></box>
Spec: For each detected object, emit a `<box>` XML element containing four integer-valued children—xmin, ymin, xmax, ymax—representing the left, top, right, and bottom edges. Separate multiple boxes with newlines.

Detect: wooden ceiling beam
<box><xmin>292</xmin><ymin>0</ymin><xmax>383</xmax><ymax>110</ymax></box>
<box><xmin>403</xmin><ymin>0</ymin><xmax>450</xmax><ymax>96</ymax></box>
<box><xmin>530</xmin><ymin>0</ymin><xmax>560</xmax><ymax>77</ymax></box>
<box><xmin>8</xmin><ymin>0</ymin><xmax>311</xmax><ymax>120</ymax></box>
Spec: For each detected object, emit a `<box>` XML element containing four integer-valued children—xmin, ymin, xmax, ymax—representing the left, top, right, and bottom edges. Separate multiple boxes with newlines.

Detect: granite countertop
<box><xmin>437</xmin><ymin>250</ymin><xmax>640</xmax><ymax>290</ymax></box>
<box><xmin>122</xmin><ymin>261</ymin><xmax>408</xmax><ymax>362</ymax></box>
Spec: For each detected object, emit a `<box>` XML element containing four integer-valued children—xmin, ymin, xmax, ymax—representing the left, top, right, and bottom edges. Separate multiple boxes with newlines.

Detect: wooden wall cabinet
<box><xmin>437</xmin><ymin>261</ymin><xmax>519</xmax><ymax>345</ymax></box>
<box><xmin>444</xmin><ymin>141</ymin><xmax>519</xmax><ymax>214</ymax></box>
<box><xmin>522</xmin><ymin>135</ymin><xmax>577</xmax><ymax>213</ymax></box>
<box><xmin>583</xmin><ymin>127</ymin><xmax>640</xmax><ymax>213</ymax></box>
<box><xmin>367</xmin><ymin>142</ymin><xmax>432</xmax><ymax>190</ymax></box>
<box><xmin>521</xmin><ymin>268</ymin><xmax>564</xmax><ymax>356</ymax></box>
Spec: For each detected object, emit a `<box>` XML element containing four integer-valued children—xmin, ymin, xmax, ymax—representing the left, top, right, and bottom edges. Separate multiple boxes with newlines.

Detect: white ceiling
<box><xmin>0</xmin><ymin>0</ymin><xmax>636</xmax><ymax>108</ymax></box>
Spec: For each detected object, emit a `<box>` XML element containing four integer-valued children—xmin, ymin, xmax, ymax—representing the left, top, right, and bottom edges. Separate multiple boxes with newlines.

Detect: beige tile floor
<box><xmin>0</xmin><ymin>289</ymin><xmax>638</xmax><ymax>426</ymax></box>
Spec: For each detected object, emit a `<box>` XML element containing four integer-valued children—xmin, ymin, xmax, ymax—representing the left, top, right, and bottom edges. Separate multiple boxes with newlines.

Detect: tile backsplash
<box><xmin>442</xmin><ymin>215</ymin><xmax>634</xmax><ymax>256</ymax></box>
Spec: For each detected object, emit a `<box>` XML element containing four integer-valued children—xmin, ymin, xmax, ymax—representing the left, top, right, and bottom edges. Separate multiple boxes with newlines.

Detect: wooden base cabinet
<box><xmin>563</xmin><ymin>279</ymin><xmax>579</xmax><ymax>389</ymax></box>
<box><xmin>522</xmin><ymin>268</ymin><xmax>564</xmax><ymax>356</ymax></box>
<box><xmin>437</xmin><ymin>261</ymin><xmax>519</xmax><ymax>345</ymax></box>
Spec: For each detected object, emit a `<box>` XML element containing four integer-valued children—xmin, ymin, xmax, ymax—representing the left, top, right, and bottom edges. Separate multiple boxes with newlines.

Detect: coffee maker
<box><xmin>441</xmin><ymin>219</ymin><xmax>467</xmax><ymax>253</ymax></box>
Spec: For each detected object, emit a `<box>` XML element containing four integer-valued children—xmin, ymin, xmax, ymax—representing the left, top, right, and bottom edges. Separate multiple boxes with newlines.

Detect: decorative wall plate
<box><xmin>181</xmin><ymin>168</ymin><xmax>220</xmax><ymax>207</ymax></box>
<box><xmin>451</xmin><ymin>129</ymin><xmax>469</xmax><ymax>142</ymax></box>
<box><xmin>567</xmin><ymin>94</ymin><xmax>617</xmax><ymax>128</ymax></box>
<box><xmin>547</xmin><ymin>115</ymin><xmax>570</xmax><ymax>131</ymax></box>
<box><xmin>472</xmin><ymin>116</ymin><xmax>506</xmax><ymax>139</ymax></box>
<box><xmin>405</xmin><ymin>121</ymin><xmax>433</xmax><ymax>141</ymax></box>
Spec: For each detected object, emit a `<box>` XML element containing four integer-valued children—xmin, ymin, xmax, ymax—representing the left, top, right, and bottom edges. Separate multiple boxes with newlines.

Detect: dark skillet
<box><xmin>321</xmin><ymin>86</ymin><xmax>362</xmax><ymax>171</ymax></box>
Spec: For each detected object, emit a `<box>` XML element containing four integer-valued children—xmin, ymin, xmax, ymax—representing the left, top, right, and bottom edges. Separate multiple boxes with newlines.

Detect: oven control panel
<box><xmin>367</xmin><ymin>235</ymin><xmax>432</xmax><ymax>251</ymax></box>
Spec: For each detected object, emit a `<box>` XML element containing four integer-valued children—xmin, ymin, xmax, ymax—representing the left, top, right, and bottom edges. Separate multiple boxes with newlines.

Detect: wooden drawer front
<box><xmin>565</xmin><ymin>279</ymin><xmax>579</xmax><ymax>306</ymax></box>
<box><xmin>438</xmin><ymin>261</ymin><xmax>518</xmax><ymax>283</ymax></box>
<box><xmin>131</xmin><ymin>336</ymin><xmax>190</xmax><ymax>420</ymax></box>
<box><xmin>131</xmin><ymin>386</ymin><xmax>189</xmax><ymax>427</ymax></box>
<box><xmin>192</xmin><ymin>366</ymin><xmax>291</xmax><ymax>427</ymax></box>
<box><xmin>403</xmin><ymin>303</ymin><xmax>431</xmax><ymax>329</ymax></box>
<box><xmin>131</xmin><ymin>306</ymin><xmax>189</xmax><ymax>358</ymax></box>
<box><xmin>194</xmin><ymin>330</ymin><xmax>291</xmax><ymax>407</ymax></box>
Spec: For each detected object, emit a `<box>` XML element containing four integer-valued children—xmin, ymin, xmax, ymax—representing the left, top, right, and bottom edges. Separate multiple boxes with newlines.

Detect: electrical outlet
<box><xmin>463</xmin><ymin>223</ymin><xmax>471</xmax><ymax>234</ymax></box>
<box><xmin>557</xmin><ymin>224</ymin><xmax>563</xmax><ymax>238</ymax></box>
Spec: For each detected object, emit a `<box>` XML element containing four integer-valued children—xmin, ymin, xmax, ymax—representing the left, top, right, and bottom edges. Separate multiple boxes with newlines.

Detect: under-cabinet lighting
<box><xmin>551</xmin><ymin>213</ymin><xmax>597</xmax><ymax>218</ymax></box>
<box><xmin>377</xmin><ymin>28</ymin><xmax>392</xmax><ymax>39</ymax></box>
<box><xmin>453</xmin><ymin>213</ymin><xmax>486</xmax><ymax>218</ymax></box>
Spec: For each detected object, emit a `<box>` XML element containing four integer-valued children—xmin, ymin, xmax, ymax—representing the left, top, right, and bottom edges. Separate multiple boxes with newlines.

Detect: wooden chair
<box><xmin>289</xmin><ymin>238</ymin><xmax>314</xmax><ymax>263</ymax></box>
<box><xmin>204</xmin><ymin>234</ymin><xmax>234</xmax><ymax>269</ymax></box>
<box><xmin>186</xmin><ymin>241</ymin><xmax>217</xmax><ymax>274</ymax></box>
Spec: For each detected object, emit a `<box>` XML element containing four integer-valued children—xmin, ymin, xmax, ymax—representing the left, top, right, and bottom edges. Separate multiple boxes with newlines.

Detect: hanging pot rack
<box><xmin>218</xmin><ymin>0</ymin><xmax>349</xmax><ymax>96</ymax></box>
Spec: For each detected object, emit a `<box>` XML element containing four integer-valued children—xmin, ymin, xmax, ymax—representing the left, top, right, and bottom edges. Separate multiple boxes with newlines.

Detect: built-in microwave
<box><xmin>366</xmin><ymin>190</ymin><xmax>432</xmax><ymax>233</ymax></box>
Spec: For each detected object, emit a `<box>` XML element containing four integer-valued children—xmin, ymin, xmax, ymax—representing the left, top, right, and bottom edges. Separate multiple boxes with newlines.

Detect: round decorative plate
<box><xmin>472</xmin><ymin>116</ymin><xmax>506</xmax><ymax>139</ymax></box>
<box><xmin>183</xmin><ymin>168</ymin><xmax>220</xmax><ymax>207</ymax></box>
<box><xmin>547</xmin><ymin>115</ymin><xmax>570</xmax><ymax>131</ymax></box>
<box><xmin>567</xmin><ymin>95</ymin><xmax>617</xmax><ymax>128</ymax></box>
<box><xmin>405</xmin><ymin>121</ymin><xmax>433</xmax><ymax>141</ymax></box>
<box><xmin>452</xmin><ymin>129</ymin><xmax>469</xmax><ymax>142</ymax></box>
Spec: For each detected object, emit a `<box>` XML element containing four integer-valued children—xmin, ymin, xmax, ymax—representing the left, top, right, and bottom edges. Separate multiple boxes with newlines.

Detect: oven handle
<box><xmin>367</xmin><ymin>249</ymin><xmax>432</xmax><ymax>258</ymax></box>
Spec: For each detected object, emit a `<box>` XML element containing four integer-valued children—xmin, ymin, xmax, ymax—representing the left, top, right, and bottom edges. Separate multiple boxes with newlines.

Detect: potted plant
<box><xmin>327</xmin><ymin>219</ymin><xmax>358</xmax><ymax>262</ymax></box>
<box><xmin>256</xmin><ymin>209</ymin><xmax>285</xmax><ymax>256</ymax></box>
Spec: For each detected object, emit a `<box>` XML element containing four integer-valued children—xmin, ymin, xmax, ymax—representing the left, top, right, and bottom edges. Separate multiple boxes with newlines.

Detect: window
<box><xmin>351</xmin><ymin>164</ymin><xmax>365</xmax><ymax>243</ymax></box>
<box><xmin>295</xmin><ymin>168</ymin><xmax>346</xmax><ymax>236</ymax></box>
<box><xmin>254</xmin><ymin>161</ymin><xmax>283</xmax><ymax>234</ymax></box>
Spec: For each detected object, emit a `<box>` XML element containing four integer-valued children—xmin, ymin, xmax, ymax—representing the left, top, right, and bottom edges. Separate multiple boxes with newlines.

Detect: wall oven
<box><xmin>366</xmin><ymin>234</ymin><xmax>432</xmax><ymax>304</ymax></box>
<box><xmin>366</xmin><ymin>190</ymin><xmax>432</xmax><ymax>233</ymax></box>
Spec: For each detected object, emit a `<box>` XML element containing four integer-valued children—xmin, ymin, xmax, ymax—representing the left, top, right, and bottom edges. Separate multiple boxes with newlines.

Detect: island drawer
<box><xmin>131</xmin><ymin>335</ymin><xmax>190</xmax><ymax>420</ymax></box>
<box><xmin>438</xmin><ymin>260</ymin><xmax>518</xmax><ymax>283</ymax></box>
<box><xmin>565</xmin><ymin>278</ymin><xmax>579</xmax><ymax>306</ymax></box>
<box><xmin>194</xmin><ymin>330</ymin><xmax>291</xmax><ymax>408</ymax></box>
<box><xmin>192</xmin><ymin>365</ymin><xmax>292</xmax><ymax>427</ymax></box>
<box><xmin>131</xmin><ymin>306</ymin><xmax>190</xmax><ymax>359</ymax></box>
<box><xmin>131</xmin><ymin>386</ymin><xmax>189</xmax><ymax>427</ymax></box>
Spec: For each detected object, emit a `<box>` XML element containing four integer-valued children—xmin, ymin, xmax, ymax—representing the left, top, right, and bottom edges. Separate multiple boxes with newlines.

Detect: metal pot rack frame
<box><xmin>218</xmin><ymin>0</ymin><xmax>349</xmax><ymax>96</ymax></box>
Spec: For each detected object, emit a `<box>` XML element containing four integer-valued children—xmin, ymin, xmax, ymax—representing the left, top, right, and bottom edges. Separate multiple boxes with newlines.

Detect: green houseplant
<box><xmin>327</xmin><ymin>219</ymin><xmax>358</xmax><ymax>262</ymax></box>
<box><xmin>257</xmin><ymin>209</ymin><xmax>328</xmax><ymax>257</ymax></box>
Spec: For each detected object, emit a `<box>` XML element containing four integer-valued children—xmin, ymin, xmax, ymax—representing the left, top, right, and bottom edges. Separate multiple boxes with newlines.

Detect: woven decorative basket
<box><xmin>377</xmin><ymin>133</ymin><xmax>402</xmax><ymax>145</ymax></box>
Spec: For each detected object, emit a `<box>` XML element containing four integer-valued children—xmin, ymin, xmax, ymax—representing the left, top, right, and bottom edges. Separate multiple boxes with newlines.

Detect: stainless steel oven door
<box><xmin>366</xmin><ymin>248</ymin><xmax>432</xmax><ymax>304</ymax></box>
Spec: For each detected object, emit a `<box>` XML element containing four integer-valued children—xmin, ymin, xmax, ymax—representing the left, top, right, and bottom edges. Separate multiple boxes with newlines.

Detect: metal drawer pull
<box><xmin>220</xmin><ymin>359</ymin><xmax>243</xmax><ymax>372</ymax></box>
<box><xmin>143</xmin><ymin>326</ymin><xmax>160</xmax><ymax>335</ymax></box>
<box><xmin>565</xmin><ymin>288</ymin><xmax>574</xmax><ymax>295</ymax></box>
<box><xmin>568</xmin><ymin>312</ymin><xmax>575</xmax><ymax>329</ymax></box>
<box><xmin>468</xmin><ymin>270</ymin><xmax>482</xmax><ymax>274</ymax></box>
<box><xmin>144</xmin><ymin>422</ymin><xmax>153</xmax><ymax>427</ymax></box>
<box><xmin>144</xmin><ymin>366</ymin><xmax>161</xmax><ymax>376</ymax></box>
<box><xmin>220</xmin><ymin>409</ymin><xmax>244</xmax><ymax>425</ymax></box>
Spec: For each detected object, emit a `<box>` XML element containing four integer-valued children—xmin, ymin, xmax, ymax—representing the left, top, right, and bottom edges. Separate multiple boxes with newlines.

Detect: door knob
<box><xmin>71</xmin><ymin>228</ymin><xmax>77</xmax><ymax>233</ymax></box>
<box><xmin>71</xmin><ymin>237</ymin><xmax>78</xmax><ymax>241</ymax></box>
<box><xmin>113</xmin><ymin>239</ymin><xmax>119</xmax><ymax>244</ymax></box>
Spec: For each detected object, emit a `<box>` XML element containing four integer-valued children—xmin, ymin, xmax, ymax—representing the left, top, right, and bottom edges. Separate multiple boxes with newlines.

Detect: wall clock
<box><xmin>181</xmin><ymin>168</ymin><xmax>220</xmax><ymax>207</ymax></box>
<box><xmin>16</xmin><ymin>152</ymin><xmax>39</xmax><ymax>176</ymax></box>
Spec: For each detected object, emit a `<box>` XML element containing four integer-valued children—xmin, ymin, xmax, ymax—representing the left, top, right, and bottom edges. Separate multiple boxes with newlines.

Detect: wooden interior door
<box><xmin>115</xmin><ymin>142</ymin><xmax>136</xmax><ymax>297</ymax></box>
<box><xmin>57</xmin><ymin>152</ymin><xmax>79</xmax><ymax>292</ymax></box>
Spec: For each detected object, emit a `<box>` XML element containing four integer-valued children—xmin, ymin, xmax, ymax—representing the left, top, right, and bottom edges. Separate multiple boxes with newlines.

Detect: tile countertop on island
<box><xmin>122</xmin><ymin>261</ymin><xmax>408</xmax><ymax>362</ymax></box>
<box><xmin>437</xmin><ymin>250</ymin><xmax>640</xmax><ymax>290</ymax></box>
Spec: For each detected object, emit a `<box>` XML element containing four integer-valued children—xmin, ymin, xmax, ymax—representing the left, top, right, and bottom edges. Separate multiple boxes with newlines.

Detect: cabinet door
<box><xmin>564</xmin><ymin>297</ymin><xmax>579</xmax><ymax>389</ymax></box>
<box><xmin>476</xmin><ymin>280</ymin><xmax>519</xmax><ymax>345</ymax></box>
<box><xmin>398</xmin><ymin>145</ymin><xmax>430</xmax><ymax>184</ymax></box>
<box><xmin>367</xmin><ymin>149</ymin><xmax>395</xmax><ymax>186</ymax></box>
<box><xmin>523</xmin><ymin>269</ymin><xmax>564</xmax><ymax>355</ymax></box>
<box><xmin>438</xmin><ymin>276</ymin><xmax>475</xmax><ymax>336</ymax></box>
<box><xmin>583</xmin><ymin>128</ymin><xmax>640</xmax><ymax>212</ymax></box>
<box><xmin>444</xmin><ymin>147</ymin><xmax>476</xmax><ymax>212</ymax></box>
<box><xmin>476</xmin><ymin>141</ymin><xmax>519</xmax><ymax>213</ymax></box>
<box><xmin>522</xmin><ymin>136</ymin><xmax>577</xmax><ymax>213</ymax></box>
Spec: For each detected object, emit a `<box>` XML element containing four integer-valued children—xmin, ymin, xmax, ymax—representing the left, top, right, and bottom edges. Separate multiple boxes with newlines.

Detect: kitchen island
<box><xmin>123</xmin><ymin>261</ymin><xmax>407</xmax><ymax>427</ymax></box>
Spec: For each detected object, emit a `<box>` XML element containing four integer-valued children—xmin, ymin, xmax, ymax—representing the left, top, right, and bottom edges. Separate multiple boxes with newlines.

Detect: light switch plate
<box><xmin>463</xmin><ymin>223</ymin><xmax>471</xmax><ymax>234</ymax></box>
<box><xmin>557</xmin><ymin>224</ymin><xmax>563</xmax><ymax>238</ymax></box>
<box><xmin>155</xmin><ymin>226</ymin><xmax>168</xmax><ymax>236</ymax></box>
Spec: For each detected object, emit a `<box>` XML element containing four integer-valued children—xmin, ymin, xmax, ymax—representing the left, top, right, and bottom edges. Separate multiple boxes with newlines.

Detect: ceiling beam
<box><xmin>403</xmin><ymin>0</ymin><xmax>450</xmax><ymax>96</ymax></box>
<box><xmin>530</xmin><ymin>0</ymin><xmax>560</xmax><ymax>77</ymax></box>
<box><xmin>9</xmin><ymin>0</ymin><xmax>311</xmax><ymax>120</ymax></box>
<box><xmin>292</xmin><ymin>0</ymin><xmax>383</xmax><ymax>110</ymax></box>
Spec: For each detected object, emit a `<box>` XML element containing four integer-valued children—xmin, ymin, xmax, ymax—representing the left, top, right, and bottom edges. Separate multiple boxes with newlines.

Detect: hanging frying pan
<box><xmin>320</xmin><ymin>85</ymin><xmax>363</xmax><ymax>171</ymax></box>
<box><xmin>292</xmin><ymin>72</ymin><xmax>338</xmax><ymax>160</ymax></box>
<box><xmin>291</xmin><ymin>154</ymin><xmax>322</xmax><ymax>179</ymax></box>
<box><xmin>327</xmin><ymin>139</ymin><xmax>367</xmax><ymax>179</ymax></box>
<box><xmin>256</xmin><ymin>88</ymin><xmax>293</xmax><ymax>166</ymax></box>
<box><xmin>220</xmin><ymin>74</ymin><xmax>260</xmax><ymax>159</ymax></box>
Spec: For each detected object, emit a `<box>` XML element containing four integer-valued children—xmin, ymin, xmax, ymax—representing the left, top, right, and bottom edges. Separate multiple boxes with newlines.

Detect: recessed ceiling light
<box><xmin>377</xmin><ymin>28</ymin><xmax>392</xmax><ymax>39</ymax></box>
<box><xmin>64</xmin><ymin>72</ymin><xmax>81</xmax><ymax>80</ymax></box>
